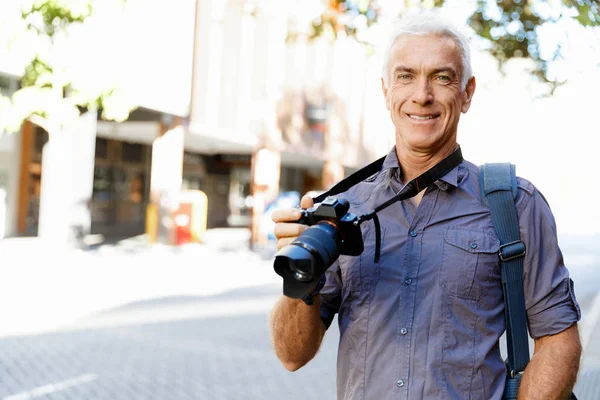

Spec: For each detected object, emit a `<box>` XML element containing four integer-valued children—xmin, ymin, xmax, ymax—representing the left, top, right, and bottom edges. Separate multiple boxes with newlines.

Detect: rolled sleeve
<box><xmin>319</xmin><ymin>259</ymin><xmax>342</xmax><ymax>330</ymax></box>
<box><xmin>519</xmin><ymin>186</ymin><xmax>582</xmax><ymax>339</ymax></box>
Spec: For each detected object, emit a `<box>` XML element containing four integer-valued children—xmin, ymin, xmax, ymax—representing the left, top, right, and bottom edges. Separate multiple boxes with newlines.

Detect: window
<box><xmin>95</xmin><ymin>138</ymin><xmax>108</xmax><ymax>160</ymax></box>
<box><xmin>33</xmin><ymin>127</ymin><xmax>49</xmax><ymax>160</ymax></box>
<box><xmin>121</xmin><ymin>142</ymin><xmax>144</xmax><ymax>163</ymax></box>
<box><xmin>183</xmin><ymin>152</ymin><xmax>203</xmax><ymax>166</ymax></box>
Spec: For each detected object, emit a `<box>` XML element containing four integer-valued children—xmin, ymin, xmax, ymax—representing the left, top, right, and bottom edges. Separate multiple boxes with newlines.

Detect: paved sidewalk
<box><xmin>0</xmin><ymin>229</ymin><xmax>280</xmax><ymax>338</ymax></box>
<box><xmin>0</xmin><ymin>230</ymin><xmax>599</xmax><ymax>398</ymax></box>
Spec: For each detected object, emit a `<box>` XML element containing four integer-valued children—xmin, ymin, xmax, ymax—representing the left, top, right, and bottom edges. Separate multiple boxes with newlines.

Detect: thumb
<box><xmin>300</xmin><ymin>194</ymin><xmax>314</xmax><ymax>209</ymax></box>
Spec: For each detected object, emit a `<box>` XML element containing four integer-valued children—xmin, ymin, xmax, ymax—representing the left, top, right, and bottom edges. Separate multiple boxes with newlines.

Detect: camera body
<box><xmin>273</xmin><ymin>197</ymin><xmax>364</xmax><ymax>299</ymax></box>
<box><xmin>296</xmin><ymin>197</ymin><xmax>363</xmax><ymax>256</ymax></box>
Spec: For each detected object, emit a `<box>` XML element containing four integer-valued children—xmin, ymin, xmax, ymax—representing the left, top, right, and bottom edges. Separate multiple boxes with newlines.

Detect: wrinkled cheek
<box><xmin>389</xmin><ymin>104</ymin><xmax>403</xmax><ymax>123</ymax></box>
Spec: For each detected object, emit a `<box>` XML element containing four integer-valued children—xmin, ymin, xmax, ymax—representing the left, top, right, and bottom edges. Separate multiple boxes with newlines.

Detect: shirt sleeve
<box><xmin>319</xmin><ymin>259</ymin><xmax>342</xmax><ymax>330</ymax></box>
<box><xmin>519</xmin><ymin>184</ymin><xmax>582</xmax><ymax>339</ymax></box>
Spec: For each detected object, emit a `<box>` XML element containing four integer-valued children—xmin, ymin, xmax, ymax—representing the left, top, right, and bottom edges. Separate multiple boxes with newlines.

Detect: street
<box><xmin>0</xmin><ymin>230</ymin><xmax>598</xmax><ymax>399</ymax></box>
<box><xmin>0</xmin><ymin>283</ymin><xmax>338</xmax><ymax>400</ymax></box>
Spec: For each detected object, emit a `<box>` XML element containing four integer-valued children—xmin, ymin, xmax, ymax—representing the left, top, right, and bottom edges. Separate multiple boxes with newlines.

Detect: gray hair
<box><xmin>381</xmin><ymin>10</ymin><xmax>473</xmax><ymax>91</ymax></box>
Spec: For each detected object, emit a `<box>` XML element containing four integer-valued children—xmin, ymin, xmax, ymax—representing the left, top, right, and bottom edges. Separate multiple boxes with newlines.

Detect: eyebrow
<box><xmin>393</xmin><ymin>66</ymin><xmax>415</xmax><ymax>74</ymax></box>
<box><xmin>392</xmin><ymin>66</ymin><xmax>458</xmax><ymax>77</ymax></box>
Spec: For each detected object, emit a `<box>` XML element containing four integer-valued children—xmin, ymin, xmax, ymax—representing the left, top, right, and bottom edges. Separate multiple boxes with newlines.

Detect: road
<box><xmin>0</xmin><ymin>230</ymin><xmax>598</xmax><ymax>399</ymax></box>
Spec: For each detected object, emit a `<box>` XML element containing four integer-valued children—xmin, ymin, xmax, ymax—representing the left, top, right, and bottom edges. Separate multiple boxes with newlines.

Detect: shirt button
<box><xmin>409</xmin><ymin>231</ymin><xmax>418</xmax><ymax>237</ymax></box>
<box><xmin>397</xmin><ymin>379</ymin><xmax>405</xmax><ymax>387</ymax></box>
<box><xmin>404</xmin><ymin>277</ymin><xmax>412</xmax><ymax>285</ymax></box>
<box><xmin>470</xmin><ymin>241</ymin><xmax>478</xmax><ymax>249</ymax></box>
<box><xmin>400</xmin><ymin>328</ymin><xmax>408</xmax><ymax>335</ymax></box>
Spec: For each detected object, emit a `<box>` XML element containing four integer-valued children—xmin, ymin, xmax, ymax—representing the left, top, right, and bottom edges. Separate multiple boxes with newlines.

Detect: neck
<box><xmin>396</xmin><ymin>142</ymin><xmax>458</xmax><ymax>184</ymax></box>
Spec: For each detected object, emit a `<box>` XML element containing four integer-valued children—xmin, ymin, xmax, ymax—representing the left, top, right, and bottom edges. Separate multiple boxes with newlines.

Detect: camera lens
<box><xmin>274</xmin><ymin>222</ymin><xmax>341</xmax><ymax>299</ymax></box>
<box><xmin>291</xmin><ymin>259</ymin><xmax>313</xmax><ymax>282</ymax></box>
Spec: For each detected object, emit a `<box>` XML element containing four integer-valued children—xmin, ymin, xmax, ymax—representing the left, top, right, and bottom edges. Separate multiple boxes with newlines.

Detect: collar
<box><xmin>382</xmin><ymin>146</ymin><xmax>460</xmax><ymax>191</ymax></box>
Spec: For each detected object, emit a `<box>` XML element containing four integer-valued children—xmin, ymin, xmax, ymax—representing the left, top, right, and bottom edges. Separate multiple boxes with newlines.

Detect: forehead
<box><xmin>388</xmin><ymin>34</ymin><xmax>462</xmax><ymax>72</ymax></box>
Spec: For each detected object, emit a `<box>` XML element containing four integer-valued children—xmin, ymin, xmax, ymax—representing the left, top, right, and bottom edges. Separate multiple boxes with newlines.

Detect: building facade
<box><xmin>0</xmin><ymin>0</ymin><xmax>393</xmax><ymax>242</ymax></box>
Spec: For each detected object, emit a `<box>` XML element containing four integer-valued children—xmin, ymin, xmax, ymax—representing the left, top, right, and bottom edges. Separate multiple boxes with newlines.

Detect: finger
<box><xmin>277</xmin><ymin>237</ymin><xmax>297</xmax><ymax>251</ymax></box>
<box><xmin>300</xmin><ymin>194</ymin><xmax>314</xmax><ymax>209</ymax></box>
<box><xmin>271</xmin><ymin>208</ymin><xmax>302</xmax><ymax>224</ymax></box>
<box><xmin>273</xmin><ymin>222</ymin><xmax>307</xmax><ymax>240</ymax></box>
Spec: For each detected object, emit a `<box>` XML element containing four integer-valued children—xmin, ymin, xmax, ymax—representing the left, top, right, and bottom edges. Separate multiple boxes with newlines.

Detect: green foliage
<box><xmin>21</xmin><ymin>0</ymin><xmax>93</xmax><ymax>38</ymax></box>
<box><xmin>22</xmin><ymin>55</ymin><xmax>54</xmax><ymax>88</ymax></box>
<box><xmin>468</xmin><ymin>0</ymin><xmax>599</xmax><ymax>92</ymax></box>
<box><xmin>563</xmin><ymin>0</ymin><xmax>599</xmax><ymax>25</ymax></box>
<box><xmin>0</xmin><ymin>0</ymin><xmax>134</xmax><ymax>134</ymax></box>
<box><xmin>308</xmin><ymin>0</ymin><xmax>381</xmax><ymax>45</ymax></box>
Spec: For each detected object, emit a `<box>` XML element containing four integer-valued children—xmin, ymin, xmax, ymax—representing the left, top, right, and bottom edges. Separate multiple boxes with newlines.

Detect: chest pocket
<box><xmin>439</xmin><ymin>228</ymin><xmax>500</xmax><ymax>301</ymax></box>
<box><xmin>339</xmin><ymin>223</ymin><xmax>384</xmax><ymax>293</ymax></box>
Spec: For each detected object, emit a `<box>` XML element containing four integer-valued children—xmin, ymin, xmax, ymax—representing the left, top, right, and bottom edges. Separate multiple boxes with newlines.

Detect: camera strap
<box><xmin>312</xmin><ymin>146</ymin><xmax>464</xmax><ymax>263</ymax></box>
<box><xmin>312</xmin><ymin>157</ymin><xmax>388</xmax><ymax>204</ymax></box>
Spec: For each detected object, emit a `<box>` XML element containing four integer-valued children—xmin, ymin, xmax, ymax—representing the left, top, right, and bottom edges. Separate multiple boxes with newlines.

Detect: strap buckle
<box><xmin>509</xmin><ymin>369</ymin><xmax>524</xmax><ymax>379</ymax></box>
<box><xmin>499</xmin><ymin>240</ymin><xmax>526</xmax><ymax>262</ymax></box>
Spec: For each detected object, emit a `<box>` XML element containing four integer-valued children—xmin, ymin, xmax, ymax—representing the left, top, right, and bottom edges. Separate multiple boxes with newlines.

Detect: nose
<box><xmin>411</xmin><ymin>78</ymin><xmax>434</xmax><ymax>106</ymax></box>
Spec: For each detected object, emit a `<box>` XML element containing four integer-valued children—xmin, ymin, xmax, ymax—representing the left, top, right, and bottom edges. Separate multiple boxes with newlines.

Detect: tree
<box><xmin>0</xmin><ymin>0</ymin><xmax>134</xmax><ymax>134</ymax></box>
<box><xmin>306</xmin><ymin>0</ymin><xmax>600</xmax><ymax>92</ymax></box>
<box><xmin>0</xmin><ymin>0</ymin><xmax>136</xmax><ymax>245</ymax></box>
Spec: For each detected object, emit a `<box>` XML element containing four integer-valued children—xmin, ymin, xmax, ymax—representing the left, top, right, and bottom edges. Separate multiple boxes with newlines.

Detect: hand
<box><xmin>271</xmin><ymin>194</ymin><xmax>314</xmax><ymax>251</ymax></box>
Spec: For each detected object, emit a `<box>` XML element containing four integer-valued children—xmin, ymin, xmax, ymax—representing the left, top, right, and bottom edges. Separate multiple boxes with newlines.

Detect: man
<box><xmin>270</xmin><ymin>11</ymin><xmax>582</xmax><ymax>400</ymax></box>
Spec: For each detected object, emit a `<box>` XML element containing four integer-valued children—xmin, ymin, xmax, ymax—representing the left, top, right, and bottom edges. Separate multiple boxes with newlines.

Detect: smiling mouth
<box><xmin>407</xmin><ymin>113</ymin><xmax>440</xmax><ymax>121</ymax></box>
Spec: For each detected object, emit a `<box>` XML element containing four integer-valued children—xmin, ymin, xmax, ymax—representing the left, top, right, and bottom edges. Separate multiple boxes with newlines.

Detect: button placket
<box><xmin>397</xmin><ymin>193</ymin><xmax>435</xmax><ymax>400</ymax></box>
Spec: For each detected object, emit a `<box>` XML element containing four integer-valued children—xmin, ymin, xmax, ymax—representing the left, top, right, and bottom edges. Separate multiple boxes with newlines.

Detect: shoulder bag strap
<box><xmin>479</xmin><ymin>163</ymin><xmax>530</xmax><ymax>376</ymax></box>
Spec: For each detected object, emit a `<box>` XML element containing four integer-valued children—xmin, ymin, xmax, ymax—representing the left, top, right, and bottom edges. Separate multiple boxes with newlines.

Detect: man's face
<box><xmin>382</xmin><ymin>34</ymin><xmax>476</xmax><ymax>154</ymax></box>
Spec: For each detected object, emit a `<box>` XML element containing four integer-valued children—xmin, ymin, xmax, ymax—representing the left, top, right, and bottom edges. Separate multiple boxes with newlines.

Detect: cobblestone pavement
<box><xmin>0</xmin><ymin>282</ymin><xmax>599</xmax><ymax>400</ymax></box>
<box><xmin>0</xmin><ymin>231</ymin><xmax>598</xmax><ymax>399</ymax></box>
<box><xmin>0</xmin><ymin>284</ymin><xmax>338</xmax><ymax>400</ymax></box>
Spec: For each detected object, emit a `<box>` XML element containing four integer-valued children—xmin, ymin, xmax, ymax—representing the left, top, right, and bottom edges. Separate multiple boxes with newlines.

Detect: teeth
<box><xmin>409</xmin><ymin>114</ymin><xmax>436</xmax><ymax>120</ymax></box>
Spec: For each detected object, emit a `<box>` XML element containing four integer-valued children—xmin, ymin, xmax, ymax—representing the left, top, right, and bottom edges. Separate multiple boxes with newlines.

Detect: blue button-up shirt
<box><xmin>319</xmin><ymin>147</ymin><xmax>581</xmax><ymax>400</ymax></box>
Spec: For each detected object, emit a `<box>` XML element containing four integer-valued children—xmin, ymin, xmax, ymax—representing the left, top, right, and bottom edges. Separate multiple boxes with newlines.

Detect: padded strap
<box><xmin>480</xmin><ymin>163</ymin><xmax>530</xmax><ymax>375</ymax></box>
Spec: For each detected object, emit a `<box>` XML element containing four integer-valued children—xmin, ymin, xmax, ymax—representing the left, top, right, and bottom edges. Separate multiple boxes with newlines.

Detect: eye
<box><xmin>396</xmin><ymin>74</ymin><xmax>411</xmax><ymax>81</ymax></box>
<box><xmin>436</xmin><ymin>75</ymin><xmax>451</xmax><ymax>83</ymax></box>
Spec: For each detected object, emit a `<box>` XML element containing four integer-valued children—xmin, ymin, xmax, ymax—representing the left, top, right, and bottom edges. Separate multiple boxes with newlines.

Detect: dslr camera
<box><xmin>273</xmin><ymin>197</ymin><xmax>363</xmax><ymax>299</ymax></box>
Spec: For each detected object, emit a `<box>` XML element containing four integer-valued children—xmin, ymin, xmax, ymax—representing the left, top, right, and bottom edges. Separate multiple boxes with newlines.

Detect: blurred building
<box><xmin>0</xmin><ymin>0</ymin><xmax>392</xmax><ymax>242</ymax></box>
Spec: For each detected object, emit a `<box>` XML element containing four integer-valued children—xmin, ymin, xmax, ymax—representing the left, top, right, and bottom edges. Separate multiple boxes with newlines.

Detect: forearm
<box><xmin>269</xmin><ymin>295</ymin><xmax>326</xmax><ymax>371</ymax></box>
<box><xmin>518</xmin><ymin>324</ymin><xmax>582</xmax><ymax>400</ymax></box>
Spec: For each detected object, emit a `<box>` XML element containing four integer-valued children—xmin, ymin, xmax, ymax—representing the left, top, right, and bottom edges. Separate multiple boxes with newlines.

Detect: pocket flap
<box><xmin>444</xmin><ymin>228</ymin><xmax>500</xmax><ymax>254</ymax></box>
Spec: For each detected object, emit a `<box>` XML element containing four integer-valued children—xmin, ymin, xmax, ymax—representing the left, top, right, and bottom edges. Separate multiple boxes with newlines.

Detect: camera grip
<box><xmin>294</xmin><ymin>209</ymin><xmax>310</xmax><ymax>225</ymax></box>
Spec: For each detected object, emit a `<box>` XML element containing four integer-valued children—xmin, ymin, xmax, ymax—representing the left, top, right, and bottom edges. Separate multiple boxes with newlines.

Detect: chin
<box><xmin>399</xmin><ymin>129</ymin><xmax>441</xmax><ymax>149</ymax></box>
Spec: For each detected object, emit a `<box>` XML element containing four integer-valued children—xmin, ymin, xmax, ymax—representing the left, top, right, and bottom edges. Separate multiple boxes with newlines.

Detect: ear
<box><xmin>381</xmin><ymin>78</ymin><xmax>390</xmax><ymax>110</ymax></box>
<box><xmin>461</xmin><ymin>76</ymin><xmax>476</xmax><ymax>114</ymax></box>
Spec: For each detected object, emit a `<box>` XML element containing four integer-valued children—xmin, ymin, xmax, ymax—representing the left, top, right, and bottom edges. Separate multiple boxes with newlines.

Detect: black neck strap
<box><xmin>313</xmin><ymin>156</ymin><xmax>387</xmax><ymax>204</ymax></box>
<box><xmin>312</xmin><ymin>146</ymin><xmax>464</xmax><ymax>264</ymax></box>
<box><xmin>360</xmin><ymin>146</ymin><xmax>463</xmax><ymax>221</ymax></box>
<box><xmin>313</xmin><ymin>146</ymin><xmax>463</xmax><ymax>215</ymax></box>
